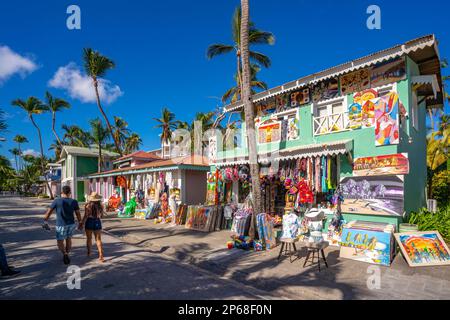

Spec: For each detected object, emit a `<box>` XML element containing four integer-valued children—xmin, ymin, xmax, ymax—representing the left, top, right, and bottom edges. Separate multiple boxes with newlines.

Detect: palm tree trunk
<box><xmin>428</xmin><ymin>108</ymin><xmax>435</xmax><ymax>133</ymax></box>
<box><xmin>236</xmin><ymin>52</ymin><xmax>243</xmax><ymax>100</ymax></box>
<box><xmin>52</xmin><ymin>112</ymin><xmax>62</xmax><ymax>145</ymax></box>
<box><xmin>17</xmin><ymin>143</ymin><xmax>22</xmax><ymax>171</ymax></box>
<box><xmin>93</xmin><ymin>79</ymin><xmax>123</xmax><ymax>156</ymax></box>
<box><xmin>29</xmin><ymin>115</ymin><xmax>54</xmax><ymax>200</ymax></box>
<box><xmin>240</xmin><ymin>0</ymin><xmax>261</xmax><ymax>240</ymax></box>
<box><xmin>98</xmin><ymin>146</ymin><xmax>102</xmax><ymax>173</ymax></box>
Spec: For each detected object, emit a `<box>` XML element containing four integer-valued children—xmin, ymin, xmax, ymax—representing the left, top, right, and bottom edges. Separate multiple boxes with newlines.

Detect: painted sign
<box><xmin>395</xmin><ymin>231</ymin><xmax>450</xmax><ymax>267</ymax></box>
<box><xmin>353</xmin><ymin>153</ymin><xmax>409</xmax><ymax>176</ymax></box>
<box><xmin>340</xmin><ymin>68</ymin><xmax>370</xmax><ymax>95</ymax></box>
<box><xmin>370</xmin><ymin>57</ymin><xmax>406</xmax><ymax>88</ymax></box>
<box><xmin>258</xmin><ymin>119</ymin><xmax>281</xmax><ymax>144</ymax></box>
<box><xmin>311</xmin><ymin>78</ymin><xmax>339</xmax><ymax>102</ymax></box>
<box><xmin>340</xmin><ymin>175</ymin><xmax>404</xmax><ymax>216</ymax></box>
<box><xmin>290</xmin><ymin>87</ymin><xmax>311</xmax><ymax>107</ymax></box>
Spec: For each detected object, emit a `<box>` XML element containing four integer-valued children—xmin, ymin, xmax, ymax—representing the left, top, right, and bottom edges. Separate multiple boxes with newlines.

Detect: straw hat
<box><xmin>87</xmin><ymin>192</ymin><xmax>102</xmax><ymax>202</ymax></box>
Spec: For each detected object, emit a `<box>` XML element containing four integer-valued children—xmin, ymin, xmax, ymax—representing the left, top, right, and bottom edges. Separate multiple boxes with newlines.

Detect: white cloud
<box><xmin>22</xmin><ymin>149</ymin><xmax>40</xmax><ymax>157</ymax></box>
<box><xmin>48</xmin><ymin>62</ymin><xmax>123</xmax><ymax>104</ymax></box>
<box><xmin>0</xmin><ymin>45</ymin><xmax>38</xmax><ymax>84</ymax></box>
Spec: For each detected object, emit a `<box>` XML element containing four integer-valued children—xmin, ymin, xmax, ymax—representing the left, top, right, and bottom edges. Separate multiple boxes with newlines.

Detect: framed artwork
<box><xmin>340</xmin><ymin>68</ymin><xmax>370</xmax><ymax>95</ymax></box>
<box><xmin>340</xmin><ymin>175</ymin><xmax>404</xmax><ymax>216</ymax></box>
<box><xmin>286</xmin><ymin>117</ymin><xmax>299</xmax><ymax>141</ymax></box>
<box><xmin>375</xmin><ymin>92</ymin><xmax>400</xmax><ymax>146</ymax></box>
<box><xmin>348</xmin><ymin>103</ymin><xmax>362</xmax><ymax>129</ymax></box>
<box><xmin>256</xmin><ymin>98</ymin><xmax>277</xmax><ymax>116</ymax></box>
<box><xmin>370</xmin><ymin>57</ymin><xmax>406</xmax><ymax>88</ymax></box>
<box><xmin>290</xmin><ymin>87</ymin><xmax>311</xmax><ymax>107</ymax></box>
<box><xmin>258</xmin><ymin>119</ymin><xmax>281</xmax><ymax>144</ymax></box>
<box><xmin>275</xmin><ymin>93</ymin><xmax>290</xmax><ymax>112</ymax></box>
<box><xmin>394</xmin><ymin>231</ymin><xmax>450</xmax><ymax>267</ymax></box>
<box><xmin>311</xmin><ymin>78</ymin><xmax>339</xmax><ymax>102</ymax></box>
<box><xmin>353</xmin><ymin>153</ymin><xmax>409</xmax><ymax>176</ymax></box>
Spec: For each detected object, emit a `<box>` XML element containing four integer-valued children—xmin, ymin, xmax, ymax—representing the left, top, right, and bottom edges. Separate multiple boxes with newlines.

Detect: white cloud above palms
<box><xmin>0</xmin><ymin>45</ymin><xmax>38</xmax><ymax>84</ymax></box>
<box><xmin>48</xmin><ymin>62</ymin><xmax>123</xmax><ymax>104</ymax></box>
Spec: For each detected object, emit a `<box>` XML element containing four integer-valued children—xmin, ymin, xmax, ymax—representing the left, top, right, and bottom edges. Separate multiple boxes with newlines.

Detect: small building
<box><xmin>42</xmin><ymin>163</ymin><xmax>62</xmax><ymax>198</ymax></box>
<box><xmin>58</xmin><ymin>146</ymin><xmax>119</xmax><ymax>202</ymax></box>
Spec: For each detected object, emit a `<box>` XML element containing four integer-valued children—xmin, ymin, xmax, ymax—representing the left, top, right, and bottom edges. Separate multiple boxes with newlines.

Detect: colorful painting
<box><xmin>370</xmin><ymin>57</ymin><xmax>406</xmax><ymax>88</ymax></box>
<box><xmin>258</xmin><ymin>119</ymin><xmax>281</xmax><ymax>144</ymax></box>
<box><xmin>353</xmin><ymin>154</ymin><xmax>409</xmax><ymax>176</ymax></box>
<box><xmin>353</xmin><ymin>89</ymin><xmax>378</xmax><ymax>128</ymax></box>
<box><xmin>340</xmin><ymin>68</ymin><xmax>370</xmax><ymax>95</ymax></box>
<box><xmin>340</xmin><ymin>175</ymin><xmax>404</xmax><ymax>216</ymax></box>
<box><xmin>286</xmin><ymin>117</ymin><xmax>299</xmax><ymax>140</ymax></box>
<box><xmin>290</xmin><ymin>87</ymin><xmax>310</xmax><ymax>107</ymax></box>
<box><xmin>170</xmin><ymin>188</ymin><xmax>181</xmax><ymax>201</ymax></box>
<box><xmin>375</xmin><ymin>92</ymin><xmax>400</xmax><ymax>146</ymax></box>
<box><xmin>340</xmin><ymin>223</ymin><xmax>395</xmax><ymax>266</ymax></box>
<box><xmin>348</xmin><ymin>103</ymin><xmax>362</xmax><ymax>129</ymax></box>
<box><xmin>395</xmin><ymin>231</ymin><xmax>450</xmax><ymax>267</ymax></box>
<box><xmin>311</xmin><ymin>78</ymin><xmax>339</xmax><ymax>102</ymax></box>
<box><xmin>275</xmin><ymin>93</ymin><xmax>290</xmax><ymax>112</ymax></box>
<box><xmin>256</xmin><ymin>98</ymin><xmax>277</xmax><ymax>117</ymax></box>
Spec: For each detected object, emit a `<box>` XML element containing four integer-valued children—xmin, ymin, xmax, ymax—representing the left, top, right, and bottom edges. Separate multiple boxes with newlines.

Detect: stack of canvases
<box><xmin>230</xmin><ymin>208</ymin><xmax>253</xmax><ymax>237</ymax></box>
<box><xmin>175</xmin><ymin>204</ymin><xmax>188</xmax><ymax>225</ymax></box>
<box><xmin>185</xmin><ymin>205</ymin><xmax>223</xmax><ymax>232</ymax></box>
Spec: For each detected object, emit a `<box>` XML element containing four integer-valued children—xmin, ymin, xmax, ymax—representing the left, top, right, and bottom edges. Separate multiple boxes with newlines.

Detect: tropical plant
<box><xmin>83</xmin><ymin>48</ymin><xmax>122</xmax><ymax>156</ymax></box>
<box><xmin>112</xmin><ymin>116</ymin><xmax>131</xmax><ymax>153</ymax></box>
<box><xmin>89</xmin><ymin>118</ymin><xmax>111</xmax><ymax>172</ymax></box>
<box><xmin>153</xmin><ymin>107</ymin><xmax>177</xmax><ymax>144</ymax></box>
<box><xmin>0</xmin><ymin>108</ymin><xmax>7</xmax><ymax>135</ymax></box>
<box><xmin>49</xmin><ymin>140</ymin><xmax>63</xmax><ymax>160</ymax></box>
<box><xmin>13</xmin><ymin>134</ymin><xmax>28</xmax><ymax>171</ymax></box>
<box><xmin>207</xmin><ymin>5</ymin><xmax>274</xmax><ymax>97</ymax></box>
<box><xmin>124</xmin><ymin>133</ymin><xmax>142</xmax><ymax>154</ymax></box>
<box><xmin>45</xmin><ymin>91</ymin><xmax>70</xmax><ymax>145</ymax></box>
<box><xmin>222</xmin><ymin>64</ymin><xmax>268</xmax><ymax>103</ymax></box>
<box><xmin>9</xmin><ymin>148</ymin><xmax>20</xmax><ymax>171</ymax></box>
<box><xmin>11</xmin><ymin>97</ymin><xmax>54</xmax><ymax>199</ymax></box>
<box><xmin>408</xmin><ymin>206</ymin><xmax>450</xmax><ymax>241</ymax></box>
<box><xmin>0</xmin><ymin>155</ymin><xmax>15</xmax><ymax>191</ymax></box>
<box><xmin>61</xmin><ymin>124</ymin><xmax>90</xmax><ymax>147</ymax></box>
<box><xmin>240</xmin><ymin>0</ymin><xmax>262</xmax><ymax>239</ymax></box>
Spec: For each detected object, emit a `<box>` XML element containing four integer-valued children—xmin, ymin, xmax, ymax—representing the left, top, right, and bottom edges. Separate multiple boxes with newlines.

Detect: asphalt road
<box><xmin>0</xmin><ymin>196</ymin><xmax>272</xmax><ymax>300</ymax></box>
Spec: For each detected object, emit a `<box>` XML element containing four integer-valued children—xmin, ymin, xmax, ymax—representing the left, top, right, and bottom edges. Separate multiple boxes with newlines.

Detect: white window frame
<box><xmin>411</xmin><ymin>89</ymin><xmax>419</xmax><ymax>130</ymax></box>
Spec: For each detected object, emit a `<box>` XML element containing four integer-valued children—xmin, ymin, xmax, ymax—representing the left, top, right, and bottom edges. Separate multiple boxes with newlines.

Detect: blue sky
<box><xmin>0</xmin><ymin>0</ymin><xmax>449</xmax><ymax>161</ymax></box>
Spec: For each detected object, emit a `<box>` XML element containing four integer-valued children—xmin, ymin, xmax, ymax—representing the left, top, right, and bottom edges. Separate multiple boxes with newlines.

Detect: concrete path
<box><xmin>0</xmin><ymin>196</ymin><xmax>274</xmax><ymax>300</ymax></box>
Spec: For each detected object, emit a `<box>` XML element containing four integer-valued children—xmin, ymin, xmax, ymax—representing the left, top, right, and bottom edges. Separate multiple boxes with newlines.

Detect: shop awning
<box><xmin>275</xmin><ymin>139</ymin><xmax>353</xmax><ymax>161</ymax></box>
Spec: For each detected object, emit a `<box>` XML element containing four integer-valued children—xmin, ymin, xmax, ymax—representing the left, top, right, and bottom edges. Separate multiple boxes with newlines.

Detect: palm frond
<box><xmin>206</xmin><ymin>44</ymin><xmax>234</xmax><ymax>59</ymax></box>
<box><xmin>249</xmin><ymin>51</ymin><xmax>271</xmax><ymax>68</ymax></box>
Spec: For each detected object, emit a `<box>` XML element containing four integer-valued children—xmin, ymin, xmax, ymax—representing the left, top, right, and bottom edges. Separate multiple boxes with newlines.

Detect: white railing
<box><xmin>313</xmin><ymin>112</ymin><xmax>350</xmax><ymax>136</ymax></box>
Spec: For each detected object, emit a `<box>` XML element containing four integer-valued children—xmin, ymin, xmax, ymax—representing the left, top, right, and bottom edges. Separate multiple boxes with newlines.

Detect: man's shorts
<box><xmin>55</xmin><ymin>224</ymin><xmax>77</xmax><ymax>241</ymax></box>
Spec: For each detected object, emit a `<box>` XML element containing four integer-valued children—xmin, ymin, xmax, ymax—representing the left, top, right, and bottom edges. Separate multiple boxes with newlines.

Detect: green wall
<box><xmin>76</xmin><ymin>156</ymin><xmax>98</xmax><ymax>178</ymax></box>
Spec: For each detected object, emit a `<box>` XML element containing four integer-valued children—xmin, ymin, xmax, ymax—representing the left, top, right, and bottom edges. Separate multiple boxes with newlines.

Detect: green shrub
<box><xmin>431</xmin><ymin>170</ymin><xmax>450</xmax><ymax>208</ymax></box>
<box><xmin>408</xmin><ymin>206</ymin><xmax>450</xmax><ymax>241</ymax></box>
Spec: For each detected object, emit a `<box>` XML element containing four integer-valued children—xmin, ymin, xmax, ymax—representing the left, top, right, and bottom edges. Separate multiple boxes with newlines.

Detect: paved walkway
<box><xmin>0</xmin><ymin>197</ymin><xmax>273</xmax><ymax>300</ymax></box>
<box><xmin>101</xmin><ymin>212</ymin><xmax>450</xmax><ymax>300</ymax></box>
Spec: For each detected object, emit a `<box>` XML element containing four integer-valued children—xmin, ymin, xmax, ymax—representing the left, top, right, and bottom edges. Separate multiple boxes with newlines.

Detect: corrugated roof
<box><xmin>113</xmin><ymin>150</ymin><xmax>161</xmax><ymax>162</ymax></box>
<box><xmin>224</xmin><ymin>34</ymin><xmax>441</xmax><ymax>112</ymax></box>
<box><xmin>60</xmin><ymin>146</ymin><xmax>119</xmax><ymax>158</ymax></box>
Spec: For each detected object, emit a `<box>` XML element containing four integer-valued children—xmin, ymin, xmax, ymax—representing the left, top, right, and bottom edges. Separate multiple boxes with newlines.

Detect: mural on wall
<box><xmin>395</xmin><ymin>231</ymin><xmax>450</xmax><ymax>267</ymax></box>
<box><xmin>290</xmin><ymin>87</ymin><xmax>311</xmax><ymax>107</ymax></box>
<box><xmin>258</xmin><ymin>119</ymin><xmax>281</xmax><ymax>144</ymax></box>
<box><xmin>370</xmin><ymin>57</ymin><xmax>406</xmax><ymax>88</ymax></box>
<box><xmin>353</xmin><ymin>153</ymin><xmax>410</xmax><ymax>176</ymax></box>
<box><xmin>311</xmin><ymin>78</ymin><xmax>339</xmax><ymax>102</ymax></box>
<box><xmin>340</xmin><ymin>68</ymin><xmax>370</xmax><ymax>95</ymax></box>
<box><xmin>340</xmin><ymin>175</ymin><xmax>404</xmax><ymax>216</ymax></box>
<box><xmin>375</xmin><ymin>92</ymin><xmax>400</xmax><ymax>146</ymax></box>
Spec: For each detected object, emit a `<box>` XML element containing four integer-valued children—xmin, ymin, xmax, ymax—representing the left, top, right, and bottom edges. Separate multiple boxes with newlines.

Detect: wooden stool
<box><xmin>303</xmin><ymin>241</ymin><xmax>329</xmax><ymax>272</ymax></box>
<box><xmin>277</xmin><ymin>238</ymin><xmax>299</xmax><ymax>263</ymax></box>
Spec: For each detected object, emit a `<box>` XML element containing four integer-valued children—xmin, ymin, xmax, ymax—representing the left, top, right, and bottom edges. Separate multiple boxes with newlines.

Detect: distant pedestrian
<box><xmin>43</xmin><ymin>185</ymin><xmax>82</xmax><ymax>265</ymax></box>
<box><xmin>0</xmin><ymin>244</ymin><xmax>21</xmax><ymax>278</ymax></box>
<box><xmin>80</xmin><ymin>192</ymin><xmax>105</xmax><ymax>263</ymax></box>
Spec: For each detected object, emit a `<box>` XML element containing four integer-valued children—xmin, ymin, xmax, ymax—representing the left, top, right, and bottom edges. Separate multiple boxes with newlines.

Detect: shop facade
<box><xmin>209</xmin><ymin>35</ymin><xmax>443</xmax><ymax>232</ymax></box>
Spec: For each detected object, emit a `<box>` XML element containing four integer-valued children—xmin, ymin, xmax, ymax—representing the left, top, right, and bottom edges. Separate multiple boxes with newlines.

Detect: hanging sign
<box><xmin>353</xmin><ymin>153</ymin><xmax>409</xmax><ymax>176</ymax></box>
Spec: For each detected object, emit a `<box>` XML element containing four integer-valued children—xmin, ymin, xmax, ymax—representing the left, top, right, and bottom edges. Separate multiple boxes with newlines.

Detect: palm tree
<box><xmin>194</xmin><ymin>111</ymin><xmax>216</xmax><ymax>133</ymax></box>
<box><xmin>240</xmin><ymin>0</ymin><xmax>262</xmax><ymax>239</ymax></box>
<box><xmin>124</xmin><ymin>133</ymin><xmax>142</xmax><ymax>154</ymax></box>
<box><xmin>49</xmin><ymin>140</ymin><xmax>63</xmax><ymax>160</ymax></box>
<box><xmin>222</xmin><ymin>64</ymin><xmax>268</xmax><ymax>103</ymax></box>
<box><xmin>89</xmin><ymin>118</ymin><xmax>111</xmax><ymax>172</ymax></box>
<box><xmin>113</xmin><ymin>116</ymin><xmax>131</xmax><ymax>154</ymax></box>
<box><xmin>83</xmin><ymin>48</ymin><xmax>122</xmax><ymax>156</ymax></box>
<box><xmin>207</xmin><ymin>6</ymin><xmax>274</xmax><ymax>97</ymax></box>
<box><xmin>9</xmin><ymin>148</ymin><xmax>20</xmax><ymax>171</ymax></box>
<box><xmin>61</xmin><ymin>124</ymin><xmax>90</xmax><ymax>147</ymax></box>
<box><xmin>11</xmin><ymin>97</ymin><xmax>53</xmax><ymax>199</ymax></box>
<box><xmin>153</xmin><ymin>107</ymin><xmax>177</xmax><ymax>143</ymax></box>
<box><xmin>45</xmin><ymin>91</ymin><xmax>70</xmax><ymax>145</ymax></box>
<box><xmin>13</xmin><ymin>135</ymin><xmax>28</xmax><ymax>171</ymax></box>
<box><xmin>0</xmin><ymin>108</ymin><xmax>7</xmax><ymax>136</ymax></box>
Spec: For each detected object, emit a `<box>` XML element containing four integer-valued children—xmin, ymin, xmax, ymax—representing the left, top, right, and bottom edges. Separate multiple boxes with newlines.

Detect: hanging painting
<box><xmin>258</xmin><ymin>119</ymin><xmax>281</xmax><ymax>144</ymax></box>
<box><xmin>340</xmin><ymin>175</ymin><xmax>404</xmax><ymax>216</ymax></box>
<box><xmin>287</xmin><ymin>117</ymin><xmax>299</xmax><ymax>141</ymax></box>
<box><xmin>290</xmin><ymin>87</ymin><xmax>311</xmax><ymax>107</ymax></box>
<box><xmin>340</xmin><ymin>68</ymin><xmax>370</xmax><ymax>95</ymax></box>
<box><xmin>275</xmin><ymin>93</ymin><xmax>290</xmax><ymax>112</ymax></box>
<box><xmin>375</xmin><ymin>92</ymin><xmax>400</xmax><ymax>146</ymax></box>
<box><xmin>311</xmin><ymin>78</ymin><xmax>339</xmax><ymax>102</ymax></box>
<box><xmin>348</xmin><ymin>103</ymin><xmax>363</xmax><ymax>129</ymax></box>
<box><xmin>256</xmin><ymin>98</ymin><xmax>277</xmax><ymax>117</ymax></box>
<box><xmin>370</xmin><ymin>57</ymin><xmax>406</xmax><ymax>88</ymax></box>
<box><xmin>394</xmin><ymin>231</ymin><xmax>450</xmax><ymax>267</ymax></box>
<box><xmin>353</xmin><ymin>153</ymin><xmax>409</xmax><ymax>176</ymax></box>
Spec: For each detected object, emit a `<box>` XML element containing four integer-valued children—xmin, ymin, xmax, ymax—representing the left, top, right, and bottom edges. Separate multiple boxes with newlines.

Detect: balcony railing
<box><xmin>313</xmin><ymin>112</ymin><xmax>350</xmax><ymax>136</ymax></box>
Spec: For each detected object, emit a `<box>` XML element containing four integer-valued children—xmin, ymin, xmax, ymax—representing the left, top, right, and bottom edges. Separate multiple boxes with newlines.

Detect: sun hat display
<box><xmin>88</xmin><ymin>192</ymin><xmax>102</xmax><ymax>202</ymax></box>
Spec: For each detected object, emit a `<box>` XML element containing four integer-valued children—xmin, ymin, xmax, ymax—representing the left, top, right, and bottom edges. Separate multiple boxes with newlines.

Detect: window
<box><xmin>313</xmin><ymin>97</ymin><xmax>348</xmax><ymax>135</ymax></box>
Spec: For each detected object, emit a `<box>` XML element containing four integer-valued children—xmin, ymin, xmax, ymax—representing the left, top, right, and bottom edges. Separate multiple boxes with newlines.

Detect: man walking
<box><xmin>44</xmin><ymin>185</ymin><xmax>82</xmax><ymax>265</ymax></box>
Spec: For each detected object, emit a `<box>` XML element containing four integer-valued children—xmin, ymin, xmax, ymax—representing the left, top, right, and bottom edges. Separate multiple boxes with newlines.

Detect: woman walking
<box><xmin>81</xmin><ymin>192</ymin><xmax>105</xmax><ymax>262</ymax></box>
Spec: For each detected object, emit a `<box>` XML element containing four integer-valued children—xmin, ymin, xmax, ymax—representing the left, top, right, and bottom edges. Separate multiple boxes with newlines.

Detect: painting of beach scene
<box><xmin>395</xmin><ymin>231</ymin><xmax>450</xmax><ymax>267</ymax></box>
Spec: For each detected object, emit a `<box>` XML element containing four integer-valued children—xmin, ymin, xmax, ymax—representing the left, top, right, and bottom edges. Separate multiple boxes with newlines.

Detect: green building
<box><xmin>211</xmin><ymin>35</ymin><xmax>444</xmax><ymax>228</ymax></box>
<box><xmin>58</xmin><ymin>146</ymin><xmax>119</xmax><ymax>202</ymax></box>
